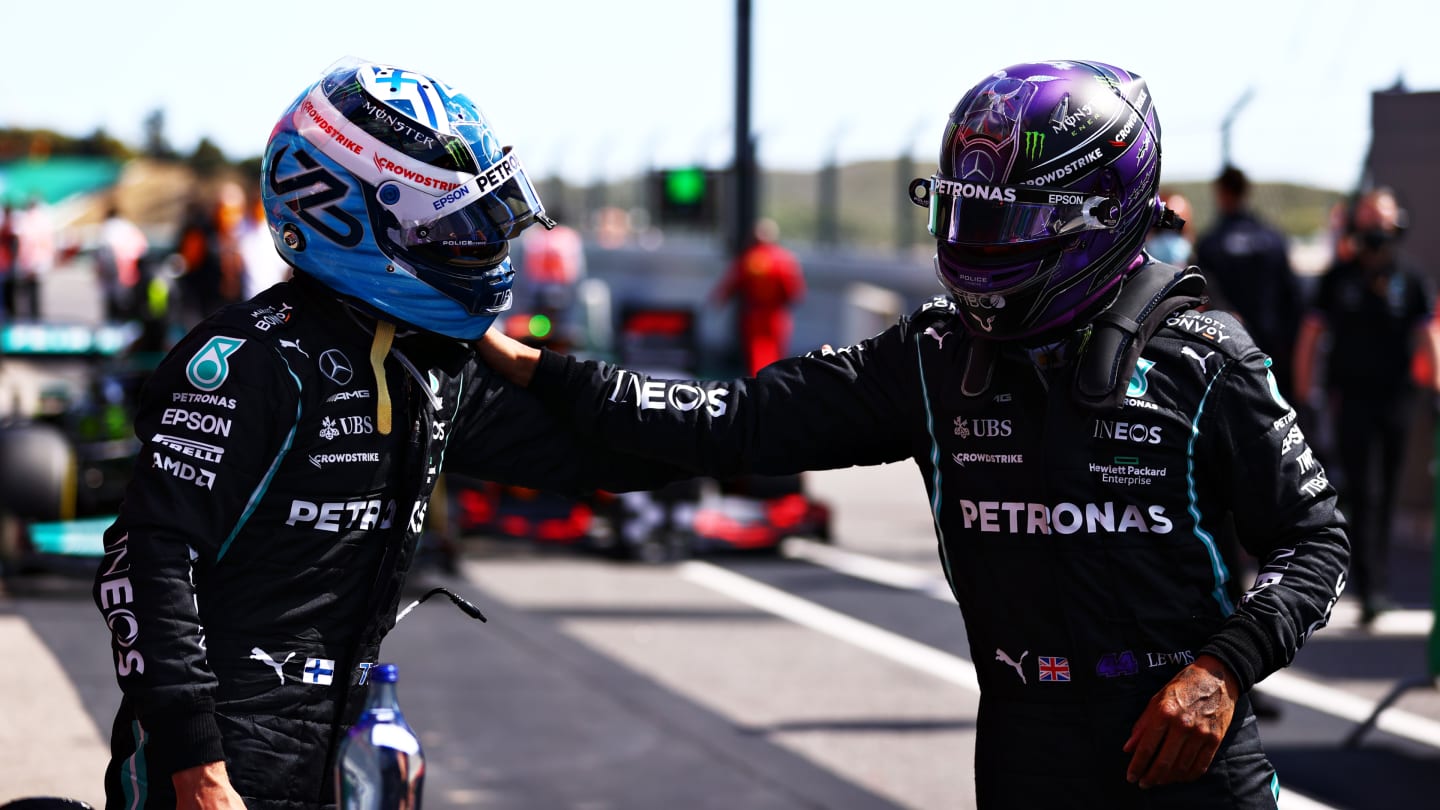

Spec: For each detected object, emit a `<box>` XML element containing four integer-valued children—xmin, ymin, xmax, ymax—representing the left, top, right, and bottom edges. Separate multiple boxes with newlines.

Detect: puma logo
<box><xmin>1181</xmin><ymin>346</ymin><xmax>1215</xmax><ymax>371</ymax></box>
<box><xmin>996</xmin><ymin>648</ymin><xmax>1028</xmax><ymax>684</ymax></box>
<box><xmin>250</xmin><ymin>647</ymin><xmax>297</xmax><ymax>683</ymax></box>
<box><xmin>924</xmin><ymin>326</ymin><xmax>951</xmax><ymax>349</ymax></box>
<box><xmin>279</xmin><ymin>338</ymin><xmax>310</xmax><ymax>358</ymax></box>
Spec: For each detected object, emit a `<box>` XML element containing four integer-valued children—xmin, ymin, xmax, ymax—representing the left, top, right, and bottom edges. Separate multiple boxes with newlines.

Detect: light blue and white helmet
<box><xmin>261</xmin><ymin>57</ymin><xmax>551</xmax><ymax>339</ymax></box>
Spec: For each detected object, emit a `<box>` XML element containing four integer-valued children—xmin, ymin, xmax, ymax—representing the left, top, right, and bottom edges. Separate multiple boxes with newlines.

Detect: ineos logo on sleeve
<box><xmin>318</xmin><ymin>349</ymin><xmax>354</xmax><ymax>386</ymax></box>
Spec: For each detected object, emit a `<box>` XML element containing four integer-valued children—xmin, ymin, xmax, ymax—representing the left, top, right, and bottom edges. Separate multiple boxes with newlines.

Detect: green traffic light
<box><xmin>664</xmin><ymin>167</ymin><xmax>707</xmax><ymax>205</ymax></box>
<box><xmin>529</xmin><ymin>314</ymin><xmax>553</xmax><ymax>339</ymax></box>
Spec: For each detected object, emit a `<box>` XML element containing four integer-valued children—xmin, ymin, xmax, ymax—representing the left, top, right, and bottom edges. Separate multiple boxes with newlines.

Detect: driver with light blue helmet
<box><xmin>92</xmin><ymin>57</ymin><xmax>683</xmax><ymax>810</ymax></box>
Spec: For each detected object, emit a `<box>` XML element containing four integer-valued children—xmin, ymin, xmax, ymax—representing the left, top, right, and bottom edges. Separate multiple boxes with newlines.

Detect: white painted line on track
<box><xmin>781</xmin><ymin>537</ymin><xmax>956</xmax><ymax>601</ymax></box>
<box><xmin>1255</xmin><ymin>670</ymin><xmax>1440</xmax><ymax>748</ymax></box>
<box><xmin>681</xmin><ymin>558</ymin><xmax>1340</xmax><ymax>810</ymax></box>
<box><xmin>785</xmin><ymin>538</ymin><xmax>1440</xmax><ymax>753</ymax></box>
<box><xmin>678</xmin><ymin>560</ymin><xmax>979</xmax><ymax>691</ymax></box>
<box><xmin>784</xmin><ymin>539</ymin><xmax>1433</xmax><ymax>637</ymax></box>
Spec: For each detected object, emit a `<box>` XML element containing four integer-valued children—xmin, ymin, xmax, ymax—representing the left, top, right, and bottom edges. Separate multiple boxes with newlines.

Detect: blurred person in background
<box><xmin>1294</xmin><ymin>187</ymin><xmax>1437</xmax><ymax>626</ymax></box>
<box><xmin>10</xmin><ymin>195</ymin><xmax>57</xmax><ymax>319</ymax></box>
<box><xmin>478</xmin><ymin>59</ymin><xmax>1348</xmax><ymax>808</ymax></box>
<box><xmin>517</xmin><ymin>204</ymin><xmax>586</xmax><ymax>328</ymax></box>
<box><xmin>711</xmin><ymin>217</ymin><xmax>805</xmax><ymax>374</ymax></box>
<box><xmin>174</xmin><ymin>186</ymin><xmax>247</xmax><ymax>329</ymax></box>
<box><xmin>1145</xmin><ymin>190</ymin><xmax>1194</xmax><ymax>267</ymax></box>
<box><xmin>95</xmin><ymin>202</ymin><xmax>150</xmax><ymax>321</ymax></box>
<box><xmin>1195</xmin><ymin>166</ymin><xmax>1302</xmax><ymax>403</ymax></box>
<box><xmin>0</xmin><ymin>201</ymin><xmax>16</xmax><ymax>322</ymax></box>
<box><xmin>92</xmin><ymin>57</ymin><xmax>684</xmax><ymax>810</ymax></box>
<box><xmin>237</xmin><ymin>193</ymin><xmax>291</xmax><ymax>300</ymax></box>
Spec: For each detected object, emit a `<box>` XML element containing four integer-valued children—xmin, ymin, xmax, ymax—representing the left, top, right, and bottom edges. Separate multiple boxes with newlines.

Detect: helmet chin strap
<box><xmin>369</xmin><ymin>319</ymin><xmax>397</xmax><ymax>435</ymax></box>
<box><xmin>1071</xmin><ymin>260</ymin><xmax>1207</xmax><ymax>411</ymax></box>
<box><xmin>953</xmin><ymin>259</ymin><xmax>1207</xmax><ymax>412</ymax></box>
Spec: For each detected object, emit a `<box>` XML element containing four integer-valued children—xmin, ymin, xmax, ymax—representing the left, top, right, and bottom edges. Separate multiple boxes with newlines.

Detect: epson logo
<box><xmin>610</xmin><ymin>370</ymin><xmax>728</xmax><ymax>417</ymax></box>
<box><xmin>160</xmin><ymin>408</ymin><xmax>233</xmax><ymax>437</ymax></box>
<box><xmin>1047</xmin><ymin>193</ymin><xmax>1085</xmax><ymax>206</ymax></box>
<box><xmin>1093</xmin><ymin>419</ymin><xmax>1162</xmax><ymax>445</ymax></box>
<box><xmin>958</xmin><ymin>500</ymin><xmax>1173</xmax><ymax>535</ymax></box>
<box><xmin>432</xmin><ymin>185</ymin><xmax>471</xmax><ymax>211</ymax></box>
<box><xmin>286</xmin><ymin>498</ymin><xmax>396</xmax><ymax>532</ymax></box>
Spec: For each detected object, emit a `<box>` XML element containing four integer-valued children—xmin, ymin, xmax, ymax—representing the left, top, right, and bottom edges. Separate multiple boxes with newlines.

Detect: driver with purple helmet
<box><xmin>478</xmin><ymin>59</ymin><xmax>1349</xmax><ymax>808</ymax></box>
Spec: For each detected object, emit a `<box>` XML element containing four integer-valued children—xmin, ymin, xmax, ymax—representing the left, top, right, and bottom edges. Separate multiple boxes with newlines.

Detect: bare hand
<box><xmin>475</xmin><ymin>327</ymin><xmax>542</xmax><ymax>387</ymax></box>
<box><xmin>174</xmin><ymin>761</ymin><xmax>247</xmax><ymax>809</ymax></box>
<box><xmin>1122</xmin><ymin>654</ymin><xmax>1239</xmax><ymax>788</ymax></box>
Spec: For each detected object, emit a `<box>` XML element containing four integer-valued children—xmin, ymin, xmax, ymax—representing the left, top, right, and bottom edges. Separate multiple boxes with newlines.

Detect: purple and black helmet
<box><xmin>909</xmin><ymin>60</ymin><xmax>1163</xmax><ymax>341</ymax></box>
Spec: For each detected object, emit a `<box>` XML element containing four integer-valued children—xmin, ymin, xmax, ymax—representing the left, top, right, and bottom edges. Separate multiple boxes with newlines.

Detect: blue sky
<box><xmin>6</xmin><ymin>0</ymin><xmax>1434</xmax><ymax>191</ymax></box>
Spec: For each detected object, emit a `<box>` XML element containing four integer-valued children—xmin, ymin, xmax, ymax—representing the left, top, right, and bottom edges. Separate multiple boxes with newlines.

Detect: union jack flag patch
<box><xmin>1038</xmin><ymin>656</ymin><xmax>1071</xmax><ymax>682</ymax></box>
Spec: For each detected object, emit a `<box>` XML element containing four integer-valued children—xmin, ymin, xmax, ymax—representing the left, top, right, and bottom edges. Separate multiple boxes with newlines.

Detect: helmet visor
<box><xmin>315</xmin><ymin>58</ymin><xmax>547</xmax><ymax>245</ymax></box>
<box><xmin>403</xmin><ymin>146</ymin><xmax>546</xmax><ymax>245</ymax></box>
<box><xmin>913</xmin><ymin>174</ymin><xmax>1120</xmax><ymax>245</ymax></box>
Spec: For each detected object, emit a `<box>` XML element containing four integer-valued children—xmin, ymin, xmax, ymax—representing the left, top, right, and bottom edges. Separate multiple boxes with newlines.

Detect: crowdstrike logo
<box><xmin>1023</xmin><ymin>147</ymin><xmax>1104</xmax><ymax>187</ymax></box>
<box><xmin>373</xmin><ymin>154</ymin><xmax>459</xmax><ymax>191</ymax></box>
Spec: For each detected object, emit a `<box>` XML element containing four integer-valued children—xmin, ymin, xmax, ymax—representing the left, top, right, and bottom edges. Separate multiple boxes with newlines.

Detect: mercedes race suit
<box><xmin>523</xmin><ymin>292</ymin><xmax>1349</xmax><ymax>807</ymax></box>
<box><xmin>93</xmin><ymin>275</ymin><xmax>677</xmax><ymax>809</ymax></box>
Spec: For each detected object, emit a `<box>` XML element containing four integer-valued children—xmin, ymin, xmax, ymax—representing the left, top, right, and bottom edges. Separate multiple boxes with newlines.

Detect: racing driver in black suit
<box><xmin>92</xmin><ymin>58</ymin><xmax>683</xmax><ymax>810</ymax></box>
<box><xmin>478</xmin><ymin>60</ymin><xmax>1349</xmax><ymax>809</ymax></box>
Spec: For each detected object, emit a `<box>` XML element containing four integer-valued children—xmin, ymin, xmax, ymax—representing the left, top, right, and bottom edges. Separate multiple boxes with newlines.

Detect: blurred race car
<box><xmin>0</xmin><ymin>321</ymin><xmax>153</xmax><ymax>576</ymax></box>
<box><xmin>452</xmin><ymin>302</ymin><xmax>832</xmax><ymax>562</ymax></box>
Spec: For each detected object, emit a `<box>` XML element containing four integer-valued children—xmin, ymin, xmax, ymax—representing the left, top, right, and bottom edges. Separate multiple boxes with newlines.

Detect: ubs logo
<box><xmin>954</xmin><ymin>417</ymin><xmax>1012</xmax><ymax>439</ymax></box>
<box><xmin>320</xmin><ymin>415</ymin><xmax>374</xmax><ymax>440</ymax></box>
<box><xmin>319</xmin><ymin>349</ymin><xmax>354</xmax><ymax>386</ymax></box>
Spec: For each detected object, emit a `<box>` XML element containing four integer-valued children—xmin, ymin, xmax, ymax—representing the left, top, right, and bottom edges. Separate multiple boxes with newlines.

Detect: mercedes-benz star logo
<box><xmin>319</xmin><ymin>349</ymin><xmax>353</xmax><ymax>386</ymax></box>
<box><xmin>959</xmin><ymin>151</ymin><xmax>995</xmax><ymax>182</ymax></box>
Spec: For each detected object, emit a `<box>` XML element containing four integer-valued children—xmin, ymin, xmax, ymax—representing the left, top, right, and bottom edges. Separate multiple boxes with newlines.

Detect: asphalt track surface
<box><xmin>2</xmin><ymin>263</ymin><xmax>1438</xmax><ymax>808</ymax></box>
<box><xmin>3</xmin><ymin>461</ymin><xmax>1438</xmax><ymax>809</ymax></box>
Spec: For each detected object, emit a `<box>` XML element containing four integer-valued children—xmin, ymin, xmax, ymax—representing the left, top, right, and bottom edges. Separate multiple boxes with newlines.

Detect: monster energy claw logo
<box><xmin>186</xmin><ymin>337</ymin><xmax>246</xmax><ymax>392</ymax></box>
<box><xmin>1023</xmin><ymin>131</ymin><xmax>1045</xmax><ymax>160</ymax></box>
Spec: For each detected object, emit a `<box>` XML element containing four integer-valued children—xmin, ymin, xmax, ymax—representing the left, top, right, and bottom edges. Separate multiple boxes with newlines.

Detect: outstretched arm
<box><xmin>476</xmin><ymin>328</ymin><xmax>541</xmax><ymax>387</ymax></box>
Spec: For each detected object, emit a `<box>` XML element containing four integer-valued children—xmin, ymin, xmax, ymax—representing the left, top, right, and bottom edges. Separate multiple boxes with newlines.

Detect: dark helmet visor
<box><xmin>911</xmin><ymin>174</ymin><xmax>1120</xmax><ymax>246</ymax></box>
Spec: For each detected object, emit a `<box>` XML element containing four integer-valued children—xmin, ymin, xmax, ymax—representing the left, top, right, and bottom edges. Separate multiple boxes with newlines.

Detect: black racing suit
<box><xmin>93</xmin><ymin>275</ymin><xmax>679</xmax><ymax>810</ymax></box>
<box><xmin>524</xmin><ymin>292</ymin><xmax>1350</xmax><ymax>809</ymax></box>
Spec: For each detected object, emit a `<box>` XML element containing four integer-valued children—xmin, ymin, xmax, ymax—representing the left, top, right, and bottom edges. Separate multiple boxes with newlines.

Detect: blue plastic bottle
<box><xmin>336</xmin><ymin>663</ymin><xmax>425</xmax><ymax>809</ymax></box>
